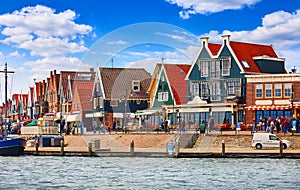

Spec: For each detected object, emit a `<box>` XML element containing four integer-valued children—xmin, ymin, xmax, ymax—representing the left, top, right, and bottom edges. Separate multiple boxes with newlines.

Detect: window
<box><xmin>210</xmin><ymin>61</ymin><xmax>220</xmax><ymax>79</ymax></box>
<box><xmin>211</xmin><ymin>81</ymin><xmax>221</xmax><ymax>101</ymax></box>
<box><xmin>274</xmin><ymin>84</ymin><xmax>282</xmax><ymax>97</ymax></box>
<box><xmin>284</xmin><ymin>83</ymin><xmax>292</xmax><ymax>97</ymax></box>
<box><xmin>222</xmin><ymin>58</ymin><xmax>231</xmax><ymax>76</ymax></box>
<box><xmin>200</xmin><ymin>81</ymin><xmax>209</xmax><ymax>99</ymax></box>
<box><xmin>191</xmin><ymin>83</ymin><xmax>199</xmax><ymax>97</ymax></box>
<box><xmin>110</xmin><ymin>100</ymin><xmax>118</xmax><ymax>107</ymax></box>
<box><xmin>200</xmin><ymin>61</ymin><xmax>209</xmax><ymax>77</ymax></box>
<box><xmin>74</xmin><ymin>103</ymin><xmax>79</xmax><ymax>110</ymax></box>
<box><xmin>255</xmin><ymin>84</ymin><xmax>263</xmax><ymax>98</ymax></box>
<box><xmin>226</xmin><ymin>80</ymin><xmax>241</xmax><ymax>97</ymax></box>
<box><xmin>265</xmin><ymin>84</ymin><xmax>272</xmax><ymax>98</ymax></box>
<box><xmin>132</xmin><ymin>80</ymin><xmax>140</xmax><ymax>92</ymax></box>
<box><xmin>241</xmin><ymin>60</ymin><xmax>250</xmax><ymax>68</ymax></box>
<box><xmin>158</xmin><ymin>92</ymin><xmax>168</xmax><ymax>102</ymax></box>
<box><xmin>161</xmin><ymin>75</ymin><xmax>165</xmax><ymax>82</ymax></box>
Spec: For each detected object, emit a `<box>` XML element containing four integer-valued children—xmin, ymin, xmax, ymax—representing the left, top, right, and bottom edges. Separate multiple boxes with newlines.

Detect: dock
<box><xmin>24</xmin><ymin>131</ymin><xmax>300</xmax><ymax>158</ymax></box>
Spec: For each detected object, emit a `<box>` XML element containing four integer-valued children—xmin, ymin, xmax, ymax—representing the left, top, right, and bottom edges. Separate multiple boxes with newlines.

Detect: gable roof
<box><xmin>99</xmin><ymin>67</ymin><xmax>151</xmax><ymax>99</ymax></box>
<box><xmin>208</xmin><ymin>43</ymin><xmax>222</xmax><ymax>56</ymax></box>
<box><xmin>229</xmin><ymin>41</ymin><xmax>280</xmax><ymax>73</ymax></box>
<box><xmin>163</xmin><ymin>64</ymin><xmax>191</xmax><ymax>105</ymax></box>
<box><xmin>73</xmin><ymin>80</ymin><xmax>94</xmax><ymax>111</ymax></box>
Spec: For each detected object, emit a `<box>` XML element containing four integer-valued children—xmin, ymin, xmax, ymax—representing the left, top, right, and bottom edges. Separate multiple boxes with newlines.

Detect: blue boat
<box><xmin>0</xmin><ymin>136</ymin><xmax>25</xmax><ymax>156</ymax></box>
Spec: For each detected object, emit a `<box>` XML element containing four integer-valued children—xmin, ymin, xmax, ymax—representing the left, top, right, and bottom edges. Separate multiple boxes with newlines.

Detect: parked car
<box><xmin>252</xmin><ymin>133</ymin><xmax>291</xmax><ymax>149</ymax></box>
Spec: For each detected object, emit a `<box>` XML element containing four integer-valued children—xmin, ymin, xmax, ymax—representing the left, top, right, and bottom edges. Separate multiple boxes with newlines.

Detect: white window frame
<box><xmin>132</xmin><ymin>80</ymin><xmax>140</xmax><ymax>92</ymax></box>
<box><xmin>265</xmin><ymin>84</ymin><xmax>272</xmax><ymax>98</ymax></box>
<box><xmin>200</xmin><ymin>60</ymin><xmax>209</xmax><ymax>77</ymax></box>
<box><xmin>211</xmin><ymin>81</ymin><xmax>221</xmax><ymax>101</ymax></box>
<box><xmin>158</xmin><ymin>92</ymin><xmax>168</xmax><ymax>102</ymax></box>
<box><xmin>222</xmin><ymin>58</ymin><xmax>231</xmax><ymax>76</ymax></box>
<box><xmin>210</xmin><ymin>60</ymin><xmax>220</xmax><ymax>79</ymax></box>
<box><xmin>191</xmin><ymin>83</ymin><xmax>199</xmax><ymax>97</ymax></box>
<box><xmin>274</xmin><ymin>83</ymin><xmax>282</xmax><ymax>98</ymax></box>
<box><xmin>200</xmin><ymin>81</ymin><xmax>209</xmax><ymax>99</ymax></box>
<box><xmin>256</xmin><ymin>84</ymin><xmax>263</xmax><ymax>98</ymax></box>
<box><xmin>284</xmin><ymin>83</ymin><xmax>292</xmax><ymax>97</ymax></box>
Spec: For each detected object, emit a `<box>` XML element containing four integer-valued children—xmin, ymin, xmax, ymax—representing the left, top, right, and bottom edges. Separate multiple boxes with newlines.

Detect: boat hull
<box><xmin>0</xmin><ymin>138</ymin><xmax>25</xmax><ymax>156</ymax></box>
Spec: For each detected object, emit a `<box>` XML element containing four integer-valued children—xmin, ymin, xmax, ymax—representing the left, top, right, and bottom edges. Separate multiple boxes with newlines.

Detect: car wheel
<box><xmin>255</xmin><ymin>143</ymin><xmax>262</xmax><ymax>149</ymax></box>
<box><xmin>283</xmin><ymin>143</ymin><xmax>287</xmax><ymax>149</ymax></box>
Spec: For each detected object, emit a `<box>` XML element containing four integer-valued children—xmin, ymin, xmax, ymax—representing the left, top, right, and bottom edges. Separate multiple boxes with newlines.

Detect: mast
<box><xmin>0</xmin><ymin>62</ymin><xmax>15</xmax><ymax>133</ymax></box>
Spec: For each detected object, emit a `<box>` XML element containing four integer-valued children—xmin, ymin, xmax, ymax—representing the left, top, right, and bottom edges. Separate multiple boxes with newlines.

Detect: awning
<box><xmin>66</xmin><ymin>114</ymin><xmax>81</xmax><ymax>122</ymax></box>
<box><xmin>244</xmin><ymin>105</ymin><xmax>291</xmax><ymax>111</ymax></box>
<box><xmin>85</xmin><ymin>112</ymin><xmax>103</xmax><ymax>118</ymax></box>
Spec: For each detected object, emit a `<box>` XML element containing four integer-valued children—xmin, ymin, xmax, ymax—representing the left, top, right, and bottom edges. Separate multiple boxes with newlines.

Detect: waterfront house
<box><xmin>89</xmin><ymin>67</ymin><xmax>151</xmax><ymax>131</ymax></box>
<box><xmin>245</xmin><ymin>70</ymin><xmax>300</xmax><ymax>125</ymax></box>
<box><xmin>145</xmin><ymin>63</ymin><xmax>191</xmax><ymax>129</ymax></box>
<box><xmin>185</xmin><ymin>35</ymin><xmax>286</xmax><ymax>128</ymax></box>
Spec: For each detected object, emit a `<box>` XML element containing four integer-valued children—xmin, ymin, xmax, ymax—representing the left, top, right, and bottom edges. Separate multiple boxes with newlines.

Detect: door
<box><xmin>268</xmin><ymin>134</ymin><xmax>281</xmax><ymax>148</ymax></box>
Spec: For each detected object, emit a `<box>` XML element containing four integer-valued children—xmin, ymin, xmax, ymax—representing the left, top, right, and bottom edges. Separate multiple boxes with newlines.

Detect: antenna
<box><xmin>111</xmin><ymin>57</ymin><xmax>114</xmax><ymax>68</ymax></box>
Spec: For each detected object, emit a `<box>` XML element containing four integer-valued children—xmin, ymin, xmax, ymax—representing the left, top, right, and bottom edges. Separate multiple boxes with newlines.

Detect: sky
<box><xmin>0</xmin><ymin>0</ymin><xmax>300</xmax><ymax>103</ymax></box>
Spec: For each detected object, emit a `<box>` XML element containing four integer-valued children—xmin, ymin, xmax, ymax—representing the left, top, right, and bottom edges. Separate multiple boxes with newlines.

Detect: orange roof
<box><xmin>208</xmin><ymin>43</ymin><xmax>222</xmax><ymax>56</ymax></box>
<box><xmin>229</xmin><ymin>41</ymin><xmax>278</xmax><ymax>73</ymax></box>
<box><xmin>164</xmin><ymin>64</ymin><xmax>191</xmax><ymax>105</ymax></box>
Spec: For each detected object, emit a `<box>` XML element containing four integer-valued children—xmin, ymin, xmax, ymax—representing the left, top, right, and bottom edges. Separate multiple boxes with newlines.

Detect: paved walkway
<box><xmin>24</xmin><ymin>130</ymin><xmax>300</xmax><ymax>155</ymax></box>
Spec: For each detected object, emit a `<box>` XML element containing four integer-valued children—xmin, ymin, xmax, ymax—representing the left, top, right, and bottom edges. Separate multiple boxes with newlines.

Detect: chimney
<box><xmin>291</xmin><ymin>66</ymin><xmax>297</xmax><ymax>74</ymax></box>
<box><xmin>90</xmin><ymin>68</ymin><xmax>94</xmax><ymax>72</ymax></box>
<box><xmin>221</xmin><ymin>34</ymin><xmax>231</xmax><ymax>45</ymax></box>
<box><xmin>200</xmin><ymin>37</ymin><xmax>209</xmax><ymax>47</ymax></box>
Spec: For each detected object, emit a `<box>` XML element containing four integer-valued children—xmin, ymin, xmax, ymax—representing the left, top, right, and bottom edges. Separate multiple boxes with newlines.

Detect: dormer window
<box><xmin>132</xmin><ymin>80</ymin><xmax>140</xmax><ymax>92</ymax></box>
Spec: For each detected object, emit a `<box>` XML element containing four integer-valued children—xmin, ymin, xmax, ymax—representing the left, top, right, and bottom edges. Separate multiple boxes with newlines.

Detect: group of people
<box><xmin>252</xmin><ymin>115</ymin><xmax>300</xmax><ymax>135</ymax></box>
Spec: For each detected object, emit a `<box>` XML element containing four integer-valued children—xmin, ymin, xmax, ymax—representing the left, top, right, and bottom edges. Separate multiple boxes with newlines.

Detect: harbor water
<box><xmin>1</xmin><ymin>156</ymin><xmax>299</xmax><ymax>189</ymax></box>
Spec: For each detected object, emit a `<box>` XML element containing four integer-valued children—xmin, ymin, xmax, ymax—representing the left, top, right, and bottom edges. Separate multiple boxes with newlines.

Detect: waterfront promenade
<box><xmin>24</xmin><ymin>130</ymin><xmax>300</xmax><ymax>157</ymax></box>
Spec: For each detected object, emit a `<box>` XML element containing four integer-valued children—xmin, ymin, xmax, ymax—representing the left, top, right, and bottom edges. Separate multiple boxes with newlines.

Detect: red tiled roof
<box><xmin>208</xmin><ymin>43</ymin><xmax>222</xmax><ymax>56</ymax></box>
<box><xmin>229</xmin><ymin>41</ymin><xmax>278</xmax><ymax>73</ymax></box>
<box><xmin>100</xmin><ymin>67</ymin><xmax>151</xmax><ymax>99</ymax></box>
<box><xmin>73</xmin><ymin>81</ymin><xmax>94</xmax><ymax>111</ymax></box>
<box><xmin>163</xmin><ymin>64</ymin><xmax>191</xmax><ymax>105</ymax></box>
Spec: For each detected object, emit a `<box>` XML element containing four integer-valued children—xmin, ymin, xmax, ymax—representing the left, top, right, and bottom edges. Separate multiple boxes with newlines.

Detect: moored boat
<box><xmin>0</xmin><ymin>135</ymin><xmax>25</xmax><ymax>156</ymax></box>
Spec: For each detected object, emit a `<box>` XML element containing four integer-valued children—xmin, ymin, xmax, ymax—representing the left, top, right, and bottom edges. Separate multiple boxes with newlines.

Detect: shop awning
<box><xmin>244</xmin><ymin>105</ymin><xmax>292</xmax><ymax>111</ymax></box>
<box><xmin>66</xmin><ymin>114</ymin><xmax>81</xmax><ymax>122</ymax></box>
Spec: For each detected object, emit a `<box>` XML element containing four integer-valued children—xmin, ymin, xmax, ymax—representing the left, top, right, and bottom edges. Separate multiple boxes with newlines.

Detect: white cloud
<box><xmin>0</xmin><ymin>5</ymin><xmax>93</xmax><ymax>57</ymax></box>
<box><xmin>0</xmin><ymin>51</ymin><xmax>3</xmax><ymax>58</ymax></box>
<box><xmin>23</xmin><ymin>56</ymin><xmax>90</xmax><ymax>73</ymax></box>
<box><xmin>8</xmin><ymin>50</ymin><xmax>24</xmax><ymax>58</ymax></box>
<box><xmin>201</xmin><ymin>9</ymin><xmax>300</xmax><ymax>71</ymax></box>
<box><xmin>166</xmin><ymin>0</ymin><xmax>261</xmax><ymax>19</ymax></box>
<box><xmin>107</xmin><ymin>40</ymin><xmax>128</xmax><ymax>45</ymax></box>
<box><xmin>19</xmin><ymin>37</ymin><xmax>88</xmax><ymax>57</ymax></box>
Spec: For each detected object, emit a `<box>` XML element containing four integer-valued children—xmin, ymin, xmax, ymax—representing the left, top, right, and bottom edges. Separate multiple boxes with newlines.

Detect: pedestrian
<box><xmin>93</xmin><ymin>121</ymin><xmax>97</xmax><ymax>134</ymax></box>
<box><xmin>252</xmin><ymin>118</ymin><xmax>258</xmax><ymax>134</ymax></box>
<box><xmin>209</xmin><ymin>116</ymin><xmax>214</xmax><ymax>132</ymax></box>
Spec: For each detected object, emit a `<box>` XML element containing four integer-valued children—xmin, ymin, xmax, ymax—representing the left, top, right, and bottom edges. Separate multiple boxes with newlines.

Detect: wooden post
<box><xmin>60</xmin><ymin>140</ymin><xmax>64</xmax><ymax>156</ymax></box>
<box><xmin>88</xmin><ymin>141</ymin><xmax>93</xmax><ymax>157</ymax></box>
<box><xmin>35</xmin><ymin>139</ymin><xmax>39</xmax><ymax>155</ymax></box>
<box><xmin>279</xmin><ymin>140</ymin><xmax>283</xmax><ymax>157</ymax></box>
<box><xmin>222</xmin><ymin>140</ymin><xmax>225</xmax><ymax>157</ymax></box>
<box><xmin>130</xmin><ymin>140</ymin><xmax>134</xmax><ymax>156</ymax></box>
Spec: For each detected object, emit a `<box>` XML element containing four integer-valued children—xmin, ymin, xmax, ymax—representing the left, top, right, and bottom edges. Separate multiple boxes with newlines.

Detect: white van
<box><xmin>251</xmin><ymin>133</ymin><xmax>291</xmax><ymax>149</ymax></box>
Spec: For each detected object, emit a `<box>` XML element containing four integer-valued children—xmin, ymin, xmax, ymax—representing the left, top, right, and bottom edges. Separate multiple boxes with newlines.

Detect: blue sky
<box><xmin>0</xmin><ymin>0</ymin><xmax>300</xmax><ymax>102</ymax></box>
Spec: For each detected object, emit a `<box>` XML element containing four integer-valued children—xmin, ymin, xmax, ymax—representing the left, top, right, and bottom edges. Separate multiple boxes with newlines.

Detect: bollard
<box><xmin>35</xmin><ymin>139</ymin><xmax>39</xmax><ymax>155</ymax></box>
<box><xmin>222</xmin><ymin>140</ymin><xmax>225</xmax><ymax>157</ymax></box>
<box><xmin>88</xmin><ymin>141</ymin><xmax>93</xmax><ymax>157</ymax></box>
<box><xmin>279</xmin><ymin>140</ymin><xmax>283</xmax><ymax>157</ymax></box>
<box><xmin>60</xmin><ymin>140</ymin><xmax>64</xmax><ymax>156</ymax></box>
<box><xmin>130</xmin><ymin>140</ymin><xmax>134</xmax><ymax>156</ymax></box>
